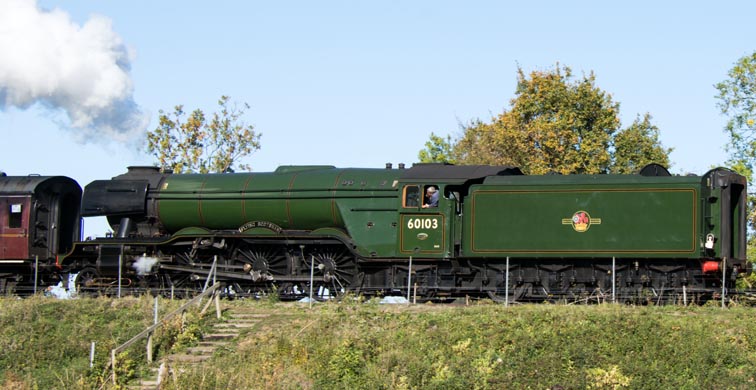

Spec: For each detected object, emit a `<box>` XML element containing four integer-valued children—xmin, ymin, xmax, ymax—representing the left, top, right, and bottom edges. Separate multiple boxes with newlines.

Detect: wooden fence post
<box><xmin>147</xmin><ymin>333</ymin><xmax>153</xmax><ymax>363</ymax></box>
<box><xmin>111</xmin><ymin>349</ymin><xmax>117</xmax><ymax>385</ymax></box>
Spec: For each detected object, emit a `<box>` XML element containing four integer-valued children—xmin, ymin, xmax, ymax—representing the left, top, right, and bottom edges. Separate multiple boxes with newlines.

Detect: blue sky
<box><xmin>2</xmin><ymin>1</ymin><xmax>755</xmax><ymax>236</ymax></box>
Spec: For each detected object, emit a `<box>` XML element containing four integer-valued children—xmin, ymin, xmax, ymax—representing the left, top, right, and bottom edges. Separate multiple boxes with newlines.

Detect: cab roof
<box><xmin>401</xmin><ymin>163</ymin><xmax>522</xmax><ymax>183</ymax></box>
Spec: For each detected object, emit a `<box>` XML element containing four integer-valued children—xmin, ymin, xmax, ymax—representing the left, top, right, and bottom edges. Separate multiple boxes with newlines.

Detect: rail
<box><xmin>109</xmin><ymin>281</ymin><xmax>222</xmax><ymax>385</ymax></box>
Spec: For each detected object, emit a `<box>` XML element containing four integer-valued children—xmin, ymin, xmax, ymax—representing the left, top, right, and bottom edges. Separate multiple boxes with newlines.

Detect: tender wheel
<box><xmin>487</xmin><ymin>283</ymin><xmax>530</xmax><ymax>303</ymax></box>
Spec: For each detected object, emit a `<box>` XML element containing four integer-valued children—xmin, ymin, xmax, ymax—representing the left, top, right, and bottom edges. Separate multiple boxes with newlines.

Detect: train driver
<box><xmin>422</xmin><ymin>186</ymin><xmax>439</xmax><ymax>208</ymax></box>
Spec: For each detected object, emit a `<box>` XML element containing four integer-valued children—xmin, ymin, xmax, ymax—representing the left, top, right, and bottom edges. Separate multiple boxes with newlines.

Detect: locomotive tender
<box><xmin>0</xmin><ymin>163</ymin><xmax>748</xmax><ymax>302</ymax></box>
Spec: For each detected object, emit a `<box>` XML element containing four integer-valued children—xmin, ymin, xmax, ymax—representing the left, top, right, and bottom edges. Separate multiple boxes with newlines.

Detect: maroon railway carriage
<box><xmin>0</xmin><ymin>173</ymin><xmax>81</xmax><ymax>293</ymax></box>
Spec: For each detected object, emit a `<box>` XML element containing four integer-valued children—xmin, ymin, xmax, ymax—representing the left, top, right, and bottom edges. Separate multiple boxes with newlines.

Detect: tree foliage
<box><xmin>146</xmin><ymin>96</ymin><xmax>261</xmax><ymax>174</ymax></box>
<box><xmin>418</xmin><ymin>132</ymin><xmax>456</xmax><ymax>164</ymax></box>
<box><xmin>611</xmin><ymin>113</ymin><xmax>671</xmax><ymax>174</ymax></box>
<box><xmin>715</xmin><ymin>51</ymin><xmax>756</xmax><ymax>180</ymax></box>
<box><xmin>715</xmin><ymin>52</ymin><xmax>756</xmax><ymax>283</ymax></box>
<box><xmin>419</xmin><ymin>64</ymin><xmax>671</xmax><ymax>174</ymax></box>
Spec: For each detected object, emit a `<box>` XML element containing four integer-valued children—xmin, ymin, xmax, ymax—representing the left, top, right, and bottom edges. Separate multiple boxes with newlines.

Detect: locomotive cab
<box><xmin>398</xmin><ymin>182</ymin><xmax>449</xmax><ymax>256</ymax></box>
<box><xmin>396</xmin><ymin>164</ymin><xmax>523</xmax><ymax>259</ymax></box>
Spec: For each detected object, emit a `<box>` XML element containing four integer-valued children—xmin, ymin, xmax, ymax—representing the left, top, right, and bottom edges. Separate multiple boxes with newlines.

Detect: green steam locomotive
<box><xmin>55</xmin><ymin>163</ymin><xmax>746</xmax><ymax>302</ymax></box>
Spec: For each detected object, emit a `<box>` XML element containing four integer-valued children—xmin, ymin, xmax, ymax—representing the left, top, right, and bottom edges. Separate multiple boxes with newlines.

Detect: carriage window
<box><xmin>9</xmin><ymin>204</ymin><xmax>22</xmax><ymax>228</ymax></box>
<box><xmin>403</xmin><ymin>185</ymin><xmax>420</xmax><ymax>208</ymax></box>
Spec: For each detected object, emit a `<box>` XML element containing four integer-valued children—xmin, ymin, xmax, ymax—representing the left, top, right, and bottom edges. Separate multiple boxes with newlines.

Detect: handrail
<box><xmin>110</xmin><ymin>282</ymin><xmax>222</xmax><ymax>385</ymax></box>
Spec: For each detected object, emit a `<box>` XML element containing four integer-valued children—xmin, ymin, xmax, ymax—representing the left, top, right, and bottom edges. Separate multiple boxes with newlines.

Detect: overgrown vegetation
<box><xmin>165</xmin><ymin>300</ymin><xmax>756</xmax><ymax>390</ymax></box>
<box><xmin>0</xmin><ymin>295</ymin><xmax>212</xmax><ymax>389</ymax></box>
<box><xmin>4</xmin><ymin>297</ymin><xmax>756</xmax><ymax>389</ymax></box>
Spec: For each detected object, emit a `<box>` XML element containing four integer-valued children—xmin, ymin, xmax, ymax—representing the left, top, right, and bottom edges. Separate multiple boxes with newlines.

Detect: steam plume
<box><xmin>133</xmin><ymin>256</ymin><xmax>159</xmax><ymax>276</ymax></box>
<box><xmin>0</xmin><ymin>0</ymin><xmax>148</xmax><ymax>141</ymax></box>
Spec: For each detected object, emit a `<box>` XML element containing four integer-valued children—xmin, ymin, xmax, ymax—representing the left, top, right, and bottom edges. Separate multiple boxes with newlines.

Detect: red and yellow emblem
<box><xmin>561</xmin><ymin>211</ymin><xmax>602</xmax><ymax>232</ymax></box>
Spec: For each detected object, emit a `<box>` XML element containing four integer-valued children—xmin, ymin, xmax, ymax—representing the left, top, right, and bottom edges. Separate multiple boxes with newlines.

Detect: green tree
<box><xmin>420</xmin><ymin>64</ymin><xmax>671</xmax><ymax>175</ymax></box>
<box><xmin>715</xmin><ymin>52</ymin><xmax>756</xmax><ymax>287</ymax></box>
<box><xmin>418</xmin><ymin>132</ymin><xmax>456</xmax><ymax>163</ymax></box>
<box><xmin>611</xmin><ymin>113</ymin><xmax>672</xmax><ymax>174</ymax></box>
<box><xmin>715</xmin><ymin>51</ymin><xmax>756</xmax><ymax>179</ymax></box>
<box><xmin>146</xmin><ymin>96</ymin><xmax>261</xmax><ymax>173</ymax></box>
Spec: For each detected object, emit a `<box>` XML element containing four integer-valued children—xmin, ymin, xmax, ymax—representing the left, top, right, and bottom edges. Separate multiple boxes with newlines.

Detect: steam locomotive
<box><xmin>0</xmin><ymin>163</ymin><xmax>748</xmax><ymax>303</ymax></box>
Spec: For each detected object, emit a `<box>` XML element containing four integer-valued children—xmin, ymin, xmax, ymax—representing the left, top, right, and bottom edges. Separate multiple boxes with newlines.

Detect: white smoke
<box><xmin>133</xmin><ymin>256</ymin><xmax>160</xmax><ymax>276</ymax></box>
<box><xmin>0</xmin><ymin>0</ymin><xmax>148</xmax><ymax>141</ymax></box>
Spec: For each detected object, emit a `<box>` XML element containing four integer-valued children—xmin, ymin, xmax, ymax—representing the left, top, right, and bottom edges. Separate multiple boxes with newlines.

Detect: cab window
<box><xmin>403</xmin><ymin>185</ymin><xmax>420</xmax><ymax>208</ymax></box>
<box><xmin>422</xmin><ymin>185</ymin><xmax>439</xmax><ymax>208</ymax></box>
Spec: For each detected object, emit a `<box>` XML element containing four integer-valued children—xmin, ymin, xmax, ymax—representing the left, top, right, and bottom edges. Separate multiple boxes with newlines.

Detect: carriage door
<box><xmin>0</xmin><ymin>196</ymin><xmax>30</xmax><ymax>259</ymax></box>
<box><xmin>398</xmin><ymin>184</ymin><xmax>448</xmax><ymax>256</ymax></box>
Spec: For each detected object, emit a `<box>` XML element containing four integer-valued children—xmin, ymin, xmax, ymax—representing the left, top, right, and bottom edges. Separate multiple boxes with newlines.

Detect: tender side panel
<box><xmin>466</xmin><ymin>186</ymin><xmax>699</xmax><ymax>257</ymax></box>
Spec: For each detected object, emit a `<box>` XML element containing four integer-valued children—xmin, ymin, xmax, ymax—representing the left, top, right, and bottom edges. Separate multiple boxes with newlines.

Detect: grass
<box><xmin>167</xmin><ymin>300</ymin><xmax>756</xmax><ymax>390</ymax></box>
<box><xmin>3</xmin><ymin>296</ymin><xmax>756</xmax><ymax>389</ymax></box>
<box><xmin>0</xmin><ymin>295</ymin><xmax>211</xmax><ymax>389</ymax></box>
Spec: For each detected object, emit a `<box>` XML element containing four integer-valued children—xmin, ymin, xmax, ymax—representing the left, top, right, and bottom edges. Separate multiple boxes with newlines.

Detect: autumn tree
<box><xmin>146</xmin><ymin>96</ymin><xmax>261</xmax><ymax>174</ymax></box>
<box><xmin>419</xmin><ymin>64</ymin><xmax>671</xmax><ymax>174</ymax></box>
